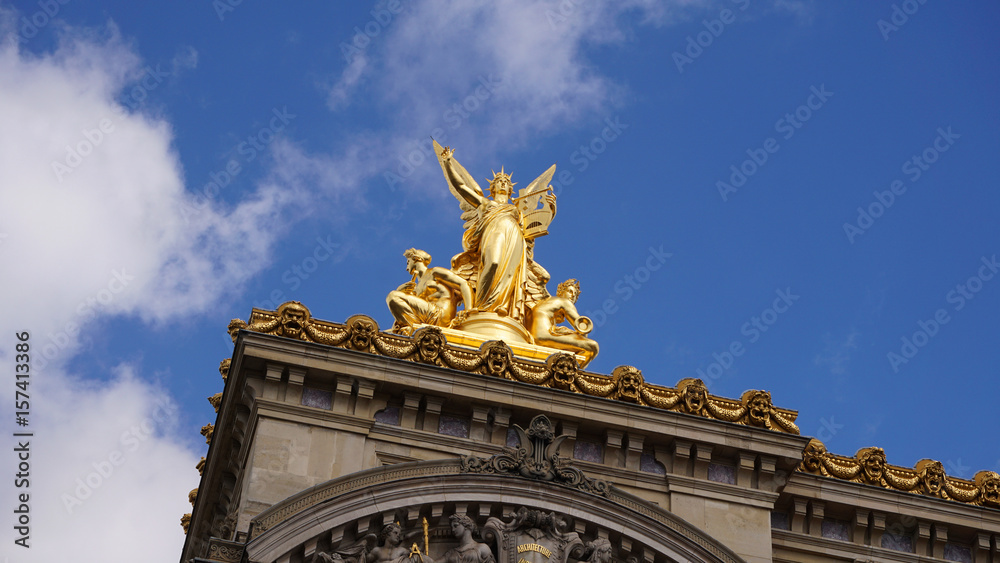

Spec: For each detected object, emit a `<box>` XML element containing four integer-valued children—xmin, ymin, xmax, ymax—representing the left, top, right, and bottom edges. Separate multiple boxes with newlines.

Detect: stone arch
<box><xmin>246</xmin><ymin>460</ymin><xmax>744</xmax><ymax>563</ymax></box>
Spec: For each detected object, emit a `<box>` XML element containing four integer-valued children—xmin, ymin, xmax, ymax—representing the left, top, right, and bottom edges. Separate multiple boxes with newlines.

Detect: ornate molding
<box><xmin>207</xmin><ymin>538</ymin><xmax>245</xmax><ymax>562</ymax></box>
<box><xmin>229</xmin><ymin>302</ymin><xmax>800</xmax><ymax>434</ymax></box>
<box><xmin>798</xmin><ymin>438</ymin><xmax>1000</xmax><ymax>509</ymax></box>
<box><xmin>461</xmin><ymin>415</ymin><xmax>611</xmax><ymax>497</ymax></box>
<box><xmin>251</xmin><ymin>461</ymin><xmax>460</xmax><ymax>537</ymax></box>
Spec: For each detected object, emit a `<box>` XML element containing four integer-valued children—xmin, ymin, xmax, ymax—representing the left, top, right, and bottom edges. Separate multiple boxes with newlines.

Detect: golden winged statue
<box><xmin>383</xmin><ymin>142</ymin><xmax>598</xmax><ymax>366</ymax></box>
<box><xmin>433</xmin><ymin>140</ymin><xmax>556</xmax><ymax>323</ymax></box>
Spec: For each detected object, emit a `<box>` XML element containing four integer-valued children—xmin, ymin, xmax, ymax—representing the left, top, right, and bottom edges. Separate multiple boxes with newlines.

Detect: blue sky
<box><xmin>1</xmin><ymin>1</ymin><xmax>998</xmax><ymax>559</ymax></box>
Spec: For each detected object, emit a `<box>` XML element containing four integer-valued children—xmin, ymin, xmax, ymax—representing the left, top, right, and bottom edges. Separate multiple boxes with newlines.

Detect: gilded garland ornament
<box><xmin>227</xmin><ymin>301</ymin><xmax>800</xmax><ymax>435</ymax></box>
<box><xmin>798</xmin><ymin>438</ymin><xmax>1000</xmax><ymax>507</ymax></box>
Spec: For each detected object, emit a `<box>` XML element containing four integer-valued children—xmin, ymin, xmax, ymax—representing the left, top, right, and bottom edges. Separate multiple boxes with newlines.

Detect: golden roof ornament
<box><xmin>384</xmin><ymin>142</ymin><xmax>598</xmax><ymax>366</ymax></box>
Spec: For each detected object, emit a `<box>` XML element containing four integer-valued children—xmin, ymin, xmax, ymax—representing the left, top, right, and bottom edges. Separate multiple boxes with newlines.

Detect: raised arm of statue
<box><xmin>440</xmin><ymin>146</ymin><xmax>487</xmax><ymax>210</ymax></box>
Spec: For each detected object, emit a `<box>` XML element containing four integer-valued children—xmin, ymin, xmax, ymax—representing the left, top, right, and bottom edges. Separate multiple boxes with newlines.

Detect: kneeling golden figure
<box><xmin>387</xmin><ymin>248</ymin><xmax>473</xmax><ymax>331</ymax></box>
<box><xmin>528</xmin><ymin>279</ymin><xmax>599</xmax><ymax>365</ymax></box>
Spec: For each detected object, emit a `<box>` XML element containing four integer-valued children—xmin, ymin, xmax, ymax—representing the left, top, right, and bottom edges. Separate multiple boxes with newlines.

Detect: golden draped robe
<box><xmin>461</xmin><ymin>199</ymin><xmax>526</xmax><ymax>319</ymax></box>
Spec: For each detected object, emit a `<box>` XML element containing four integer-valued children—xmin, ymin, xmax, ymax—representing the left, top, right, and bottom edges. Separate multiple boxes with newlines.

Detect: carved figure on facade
<box><xmin>229</xmin><ymin>300</ymin><xmax>312</xmax><ymax>340</ymax></box>
<box><xmin>914</xmin><ymin>459</ymin><xmax>947</xmax><ymax>497</ymax></box>
<box><xmin>387</xmin><ymin>248</ymin><xmax>473</xmax><ymax>333</ymax></box>
<box><xmin>974</xmin><ymin>470</ymin><xmax>1000</xmax><ymax>507</ymax></box>
<box><xmin>413</xmin><ymin>326</ymin><xmax>446</xmax><ymax>364</ymax></box>
<box><xmin>582</xmin><ymin>538</ymin><xmax>613</xmax><ymax>563</ymax></box>
<box><xmin>443</xmin><ymin>514</ymin><xmax>496</xmax><ymax>563</ymax></box>
<box><xmin>483</xmin><ymin>507</ymin><xmax>582</xmax><ymax>563</ymax></box>
<box><xmin>701</xmin><ymin>390</ymin><xmax>800</xmax><ymax>434</ymax></box>
<box><xmin>611</xmin><ymin>366</ymin><xmax>643</xmax><ymax>403</ymax></box>
<box><xmin>677</xmin><ymin>378</ymin><xmax>710</xmax><ymax>416</ymax></box>
<box><xmin>367</xmin><ymin>522</ymin><xmax>416</xmax><ymax>563</ymax></box>
<box><xmin>528</xmin><ymin>279</ymin><xmax>598</xmax><ymax>365</ymax></box>
<box><xmin>547</xmin><ymin>353</ymin><xmax>580</xmax><ymax>391</ymax></box>
<box><xmin>314</xmin><ymin>522</ymin><xmax>431</xmax><ymax>563</ymax></box>
<box><xmin>229</xmin><ymin>301</ymin><xmax>357</xmax><ymax>346</ymax></box>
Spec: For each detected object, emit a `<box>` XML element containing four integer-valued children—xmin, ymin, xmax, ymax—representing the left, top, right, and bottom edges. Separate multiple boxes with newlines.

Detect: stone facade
<box><xmin>181</xmin><ymin>328</ymin><xmax>1000</xmax><ymax>563</ymax></box>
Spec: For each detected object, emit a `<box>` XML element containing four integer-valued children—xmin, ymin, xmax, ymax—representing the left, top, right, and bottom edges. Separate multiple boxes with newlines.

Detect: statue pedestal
<box><xmin>413</xmin><ymin>311</ymin><xmax>589</xmax><ymax>366</ymax></box>
<box><xmin>454</xmin><ymin>311</ymin><xmax>532</xmax><ymax>344</ymax></box>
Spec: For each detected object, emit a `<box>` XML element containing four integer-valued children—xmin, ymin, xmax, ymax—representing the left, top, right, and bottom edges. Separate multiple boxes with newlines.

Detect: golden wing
<box><xmin>433</xmin><ymin>140</ymin><xmax>483</xmax><ymax>228</ymax></box>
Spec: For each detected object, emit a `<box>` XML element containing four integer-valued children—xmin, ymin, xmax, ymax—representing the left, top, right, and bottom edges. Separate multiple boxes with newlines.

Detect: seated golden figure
<box><xmin>387</xmin><ymin>249</ymin><xmax>472</xmax><ymax>331</ymax></box>
<box><xmin>528</xmin><ymin>279</ymin><xmax>599</xmax><ymax>365</ymax></box>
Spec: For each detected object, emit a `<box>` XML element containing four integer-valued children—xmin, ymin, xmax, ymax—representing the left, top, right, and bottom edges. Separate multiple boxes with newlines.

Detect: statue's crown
<box><xmin>487</xmin><ymin>166</ymin><xmax>515</xmax><ymax>193</ymax></box>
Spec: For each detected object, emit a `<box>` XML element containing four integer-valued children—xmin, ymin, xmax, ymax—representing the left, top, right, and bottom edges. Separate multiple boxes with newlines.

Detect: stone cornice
<box><xmin>783</xmin><ymin>470</ymin><xmax>1000</xmax><ymax>529</ymax></box>
<box><xmin>234</xmin><ymin>330</ymin><xmax>811</xmax><ymax>461</ymax></box>
<box><xmin>228</xmin><ymin>303</ymin><xmax>801</xmax><ymax>434</ymax></box>
<box><xmin>667</xmin><ymin>474</ymin><xmax>780</xmax><ymax>509</ymax></box>
<box><xmin>772</xmin><ymin>528</ymin><xmax>929</xmax><ymax>563</ymax></box>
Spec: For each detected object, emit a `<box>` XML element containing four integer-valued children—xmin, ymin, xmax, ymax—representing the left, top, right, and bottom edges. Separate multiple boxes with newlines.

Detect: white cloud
<box><xmin>3</xmin><ymin>366</ymin><xmax>199</xmax><ymax>559</ymax></box>
<box><xmin>307</xmin><ymin>0</ymin><xmax>815</xmax><ymax>199</ymax></box>
<box><xmin>0</xmin><ymin>25</ymin><xmax>301</xmax><ymax>332</ymax></box>
<box><xmin>0</xmin><ymin>20</ymin><xmax>301</xmax><ymax>562</ymax></box>
<box><xmin>309</xmin><ymin>0</ymin><xmax>713</xmax><ymax>197</ymax></box>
